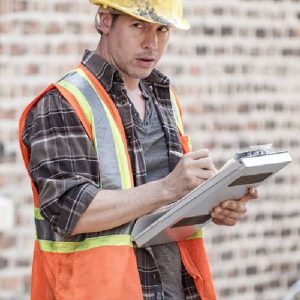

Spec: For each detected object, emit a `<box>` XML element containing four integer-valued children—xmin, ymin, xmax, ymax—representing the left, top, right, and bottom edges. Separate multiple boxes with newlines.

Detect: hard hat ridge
<box><xmin>136</xmin><ymin>3</ymin><xmax>172</xmax><ymax>27</ymax></box>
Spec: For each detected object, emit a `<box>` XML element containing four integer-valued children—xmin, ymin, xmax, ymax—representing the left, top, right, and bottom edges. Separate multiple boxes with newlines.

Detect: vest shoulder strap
<box><xmin>56</xmin><ymin>65</ymin><xmax>134</xmax><ymax>190</ymax></box>
<box><xmin>169</xmin><ymin>86</ymin><xmax>185</xmax><ymax>136</ymax></box>
<box><xmin>169</xmin><ymin>87</ymin><xmax>192</xmax><ymax>153</ymax></box>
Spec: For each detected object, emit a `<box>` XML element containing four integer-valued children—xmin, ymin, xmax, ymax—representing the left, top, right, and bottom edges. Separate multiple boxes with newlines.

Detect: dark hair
<box><xmin>95</xmin><ymin>10</ymin><xmax>120</xmax><ymax>35</ymax></box>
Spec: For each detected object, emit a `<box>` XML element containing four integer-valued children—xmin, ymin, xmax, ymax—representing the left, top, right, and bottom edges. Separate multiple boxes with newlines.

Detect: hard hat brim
<box><xmin>91</xmin><ymin>0</ymin><xmax>191</xmax><ymax>30</ymax></box>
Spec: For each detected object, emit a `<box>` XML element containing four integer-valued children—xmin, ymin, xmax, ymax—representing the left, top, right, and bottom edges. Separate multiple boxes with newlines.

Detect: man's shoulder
<box><xmin>26</xmin><ymin>87</ymin><xmax>71</xmax><ymax>122</ymax></box>
<box><xmin>37</xmin><ymin>87</ymin><xmax>67</xmax><ymax>107</ymax></box>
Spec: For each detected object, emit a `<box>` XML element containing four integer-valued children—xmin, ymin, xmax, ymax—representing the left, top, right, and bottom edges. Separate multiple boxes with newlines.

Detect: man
<box><xmin>19</xmin><ymin>1</ymin><xmax>257</xmax><ymax>299</ymax></box>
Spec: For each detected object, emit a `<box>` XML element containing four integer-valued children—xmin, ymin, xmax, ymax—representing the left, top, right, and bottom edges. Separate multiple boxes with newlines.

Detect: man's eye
<box><xmin>133</xmin><ymin>23</ymin><xmax>143</xmax><ymax>29</ymax></box>
<box><xmin>158</xmin><ymin>26</ymin><xmax>170</xmax><ymax>33</ymax></box>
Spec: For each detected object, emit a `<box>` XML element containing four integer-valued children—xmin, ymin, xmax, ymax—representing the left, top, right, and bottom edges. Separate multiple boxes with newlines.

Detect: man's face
<box><xmin>105</xmin><ymin>14</ymin><xmax>171</xmax><ymax>81</ymax></box>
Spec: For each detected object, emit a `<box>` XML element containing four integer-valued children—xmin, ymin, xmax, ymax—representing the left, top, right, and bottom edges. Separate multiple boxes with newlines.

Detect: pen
<box><xmin>170</xmin><ymin>150</ymin><xmax>183</xmax><ymax>158</ymax></box>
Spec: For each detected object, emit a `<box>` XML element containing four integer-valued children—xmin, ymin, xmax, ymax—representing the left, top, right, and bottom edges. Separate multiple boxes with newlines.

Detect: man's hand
<box><xmin>164</xmin><ymin>149</ymin><xmax>217</xmax><ymax>200</ymax></box>
<box><xmin>210</xmin><ymin>188</ymin><xmax>258</xmax><ymax>226</ymax></box>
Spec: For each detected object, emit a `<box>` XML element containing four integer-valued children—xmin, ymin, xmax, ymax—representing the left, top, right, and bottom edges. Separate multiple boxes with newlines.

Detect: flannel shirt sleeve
<box><xmin>22</xmin><ymin>89</ymin><xmax>100</xmax><ymax>238</ymax></box>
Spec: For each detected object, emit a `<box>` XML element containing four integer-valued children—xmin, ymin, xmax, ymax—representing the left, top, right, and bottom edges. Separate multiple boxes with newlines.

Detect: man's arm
<box><xmin>73</xmin><ymin>149</ymin><xmax>259</xmax><ymax>235</ymax></box>
<box><xmin>23</xmin><ymin>91</ymin><xmax>100</xmax><ymax>238</ymax></box>
<box><xmin>72</xmin><ymin>149</ymin><xmax>217</xmax><ymax>234</ymax></box>
<box><xmin>72</xmin><ymin>179</ymin><xmax>169</xmax><ymax>235</ymax></box>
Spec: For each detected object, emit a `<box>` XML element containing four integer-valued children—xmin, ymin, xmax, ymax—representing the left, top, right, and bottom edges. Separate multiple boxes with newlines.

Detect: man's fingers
<box><xmin>211</xmin><ymin>206</ymin><xmax>246</xmax><ymax>219</ymax></box>
<box><xmin>211</xmin><ymin>218</ymin><xmax>224</xmax><ymax>226</ymax></box>
<box><xmin>220</xmin><ymin>188</ymin><xmax>258</xmax><ymax>208</ymax></box>
<box><xmin>239</xmin><ymin>187</ymin><xmax>258</xmax><ymax>203</ymax></box>
<box><xmin>211</xmin><ymin>215</ymin><xmax>238</xmax><ymax>226</ymax></box>
<box><xmin>195</xmin><ymin>169</ymin><xmax>215</xmax><ymax>180</ymax></box>
<box><xmin>196</xmin><ymin>157</ymin><xmax>216</xmax><ymax>172</ymax></box>
<box><xmin>249</xmin><ymin>187</ymin><xmax>258</xmax><ymax>199</ymax></box>
<box><xmin>181</xmin><ymin>150</ymin><xmax>217</xmax><ymax>175</ymax></box>
<box><xmin>211</xmin><ymin>203</ymin><xmax>246</xmax><ymax>226</ymax></box>
<box><xmin>185</xmin><ymin>149</ymin><xmax>209</xmax><ymax>160</ymax></box>
<box><xmin>220</xmin><ymin>200</ymin><xmax>247</xmax><ymax>213</ymax></box>
<box><xmin>211</xmin><ymin>188</ymin><xmax>258</xmax><ymax>227</ymax></box>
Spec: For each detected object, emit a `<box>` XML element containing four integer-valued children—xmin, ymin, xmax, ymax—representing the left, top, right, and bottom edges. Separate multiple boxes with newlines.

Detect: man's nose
<box><xmin>142</xmin><ymin>30</ymin><xmax>158</xmax><ymax>50</ymax></box>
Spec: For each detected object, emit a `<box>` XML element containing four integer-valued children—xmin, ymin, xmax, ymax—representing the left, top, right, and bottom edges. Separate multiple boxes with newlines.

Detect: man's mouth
<box><xmin>138</xmin><ymin>57</ymin><xmax>155</xmax><ymax>62</ymax></box>
<box><xmin>136</xmin><ymin>57</ymin><xmax>156</xmax><ymax>68</ymax></box>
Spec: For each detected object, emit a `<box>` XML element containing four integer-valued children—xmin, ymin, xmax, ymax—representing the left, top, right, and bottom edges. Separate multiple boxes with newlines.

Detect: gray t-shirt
<box><xmin>130</xmin><ymin>84</ymin><xmax>185</xmax><ymax>300</ymax></box>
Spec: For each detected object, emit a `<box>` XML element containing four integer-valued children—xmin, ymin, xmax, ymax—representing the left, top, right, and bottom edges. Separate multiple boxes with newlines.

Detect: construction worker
<box><xmin>19</xmin><ymin>1</ymin><xmax>258</xmax><ymax>299</ymax></box>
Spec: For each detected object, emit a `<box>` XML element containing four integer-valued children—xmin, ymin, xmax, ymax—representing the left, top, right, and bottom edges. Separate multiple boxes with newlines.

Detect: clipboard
<box><xmin>131</xmin><ymin>146</ymin><xmax>292</xmax><ymax>247</ymax></box>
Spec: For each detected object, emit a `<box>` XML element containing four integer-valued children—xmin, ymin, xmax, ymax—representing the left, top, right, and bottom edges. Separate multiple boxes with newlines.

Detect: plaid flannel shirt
<box><xmin>23</xmin><ymin>50</ymin><xmax>200</xmax><ymax>299</ymax></box>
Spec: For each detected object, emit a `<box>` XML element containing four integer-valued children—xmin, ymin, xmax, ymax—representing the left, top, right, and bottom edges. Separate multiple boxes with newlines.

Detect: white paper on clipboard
<box><xmin>131</xmin><ymin>146</ymin><xmax>292</xmax><ymax>247</ymax></box>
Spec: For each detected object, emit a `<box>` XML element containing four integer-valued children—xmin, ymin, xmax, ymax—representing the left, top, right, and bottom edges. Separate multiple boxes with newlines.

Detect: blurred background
<box><xmin>0</xmin><ymin>0</ymin><xmax>299</xmax><ymax>299</ymax></box>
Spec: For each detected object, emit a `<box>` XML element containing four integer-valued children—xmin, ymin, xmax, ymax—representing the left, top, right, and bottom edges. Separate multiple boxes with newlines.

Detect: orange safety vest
<box><xmin>19</xmin><ymin>64</ymin><xmax>217</xmax><ymax>300</ymax></box>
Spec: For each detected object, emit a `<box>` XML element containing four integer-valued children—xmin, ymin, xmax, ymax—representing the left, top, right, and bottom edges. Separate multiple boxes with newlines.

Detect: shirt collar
<box><xmin>81</xmin><ymin>49</ymin><xmax>119</xmax><ymax>92</ymax></box>
<box><xmin>144</xmin><ymin>68</ymin><xmax>170</xmax><ymax>87</ymax></box>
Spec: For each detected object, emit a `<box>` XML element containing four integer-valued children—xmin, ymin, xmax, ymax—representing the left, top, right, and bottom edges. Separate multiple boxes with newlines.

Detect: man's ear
<box><xmin>98</xmin><ymin>13</ymin><xmax>114</xmax><ymax>34</ymax></box>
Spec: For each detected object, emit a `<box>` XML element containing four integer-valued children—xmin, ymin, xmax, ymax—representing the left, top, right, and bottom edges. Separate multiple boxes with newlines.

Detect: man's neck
<box><xmin>96</xmin><ymin>42</ymin><xmax>145</xmax><ymax>118</ymax></box>
<box><xmin>122</xmin><ymin>76</ymin><xmax>140</xmax><ymax>92</ymax></box>
<box><xmin>96</xmin><ymin>41</ymin><xmax>140</xmax><ymax>91</ymax></box>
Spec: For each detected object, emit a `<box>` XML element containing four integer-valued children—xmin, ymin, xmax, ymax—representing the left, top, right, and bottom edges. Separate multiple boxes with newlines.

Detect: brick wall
<box><xmin>0</xmin><ymin>0</ymin><xmax>299</xmax><ymax>299</ymax></box>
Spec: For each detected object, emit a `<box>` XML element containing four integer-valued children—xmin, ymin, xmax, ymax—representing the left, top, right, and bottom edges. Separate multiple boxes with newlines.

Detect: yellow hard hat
<box><xmin>90</xmin><ymin>0</ymin><xmax>190</xmax><ymax>30</ymax></box>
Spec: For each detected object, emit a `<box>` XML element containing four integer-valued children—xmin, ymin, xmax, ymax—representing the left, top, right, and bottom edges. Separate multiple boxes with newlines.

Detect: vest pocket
<box><xmin>71</xmin><ymin>245</ymin><xmax>143</xmax><ymax>299</ymax></box>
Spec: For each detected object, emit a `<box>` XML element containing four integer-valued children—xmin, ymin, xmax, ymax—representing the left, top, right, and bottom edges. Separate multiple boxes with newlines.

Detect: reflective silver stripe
<box><xmin>35</xmin><ymin>219</ymin><xmax>66</xmax><ymax>242</ymax></box>
<box><xmin>61</xmin><ymin>72</ymin><xmax>123</xmax><ymax>190</ymax></box>
<box><xmin>35</xmin><ymin>216</ymin><xmax>133</xmax><ymax>242</ymax></box>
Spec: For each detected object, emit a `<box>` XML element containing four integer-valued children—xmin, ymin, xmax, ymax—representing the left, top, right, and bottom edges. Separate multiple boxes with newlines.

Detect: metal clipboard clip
<box><xmin>234</xmin><ymin>144</ymin><xmax>273</xmax><ymax>160</ymax></box>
